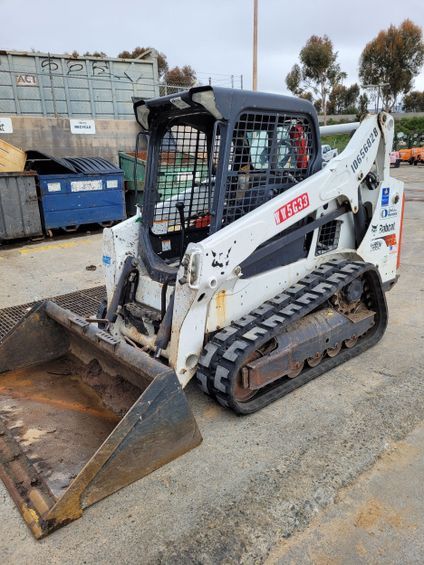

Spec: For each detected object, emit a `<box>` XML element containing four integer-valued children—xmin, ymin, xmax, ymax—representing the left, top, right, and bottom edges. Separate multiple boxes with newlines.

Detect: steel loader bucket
<box><xmin>0</xmin><ymin>301</ymin><xmax>202</xmax><ymax>539</ymax></box>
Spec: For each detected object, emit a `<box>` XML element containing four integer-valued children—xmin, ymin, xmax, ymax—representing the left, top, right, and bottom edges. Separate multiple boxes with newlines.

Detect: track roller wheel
<box><xmin>344</xmin><ymin>335</ymin><xmax>358</xmax><ymax>348</ymax></box>
<box><xmin>307</xmin><ymin>352</ymin><xmax>323</xmax><ymax>367</ymax></box>
<box><xmin>287</xmin><ymin>361</ymin><xmax>304</xmax><ymax>379</ymax></box>
<box><xmin>326</xmin><ymin>342</ymin><xmax>342</xmax><ymax>357</ymax></box>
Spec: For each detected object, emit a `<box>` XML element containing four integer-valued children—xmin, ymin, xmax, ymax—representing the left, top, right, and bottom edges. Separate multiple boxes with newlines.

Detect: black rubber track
<box><xmin>196</xmin><ymin>259</ymin><xmax>388</xmax><ymax>414</ymax></box>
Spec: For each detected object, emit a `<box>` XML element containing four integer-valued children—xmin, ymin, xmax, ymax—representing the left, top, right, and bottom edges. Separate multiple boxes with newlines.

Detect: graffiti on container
<box><xmin>38</xmin><ymin>57</ymin><xmax>133</xmax><ymax>84</ymax></box>
<box><xmin>92</xmin><ymin>61</ymin><xmax>110</xmax><ymax>75</ymax></box>
<box><xmin>41</xmin><ymin>58</ymin><xmax>59</xmax><ymax>72</ymax></box>
<box><xmin>39</xmin><ymin>57</ymin><xmax>113</xmax><ymax>78</ymax></box>
<box><xmin>66</xmin><ymin>61</ymin><xmax>85</xmax><ymax>74</ymax></box>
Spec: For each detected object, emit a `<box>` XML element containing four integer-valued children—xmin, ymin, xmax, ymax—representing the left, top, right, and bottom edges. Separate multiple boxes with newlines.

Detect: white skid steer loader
<box><xmin>0</xmin><ymin>87</ymin><xmax>404</xmax><ymax>537</ymax></box>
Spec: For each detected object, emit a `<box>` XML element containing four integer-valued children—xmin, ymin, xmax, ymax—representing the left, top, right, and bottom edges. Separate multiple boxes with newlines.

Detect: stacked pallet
<box><xmin>0</xmin><ymin>139</ymin><xmax>26</xmax><ymax>173</ymax></box>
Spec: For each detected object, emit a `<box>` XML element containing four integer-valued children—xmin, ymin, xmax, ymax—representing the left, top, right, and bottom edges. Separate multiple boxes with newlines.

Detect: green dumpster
<box><xmin>119</xmin><ymin>151</ymin><xmax>209</xmax><ymax>217</ymax></box>
<box><xmin>119</xmin><ymin>152</ymin><xmax>146</xmax><ymax>216</ymax></box>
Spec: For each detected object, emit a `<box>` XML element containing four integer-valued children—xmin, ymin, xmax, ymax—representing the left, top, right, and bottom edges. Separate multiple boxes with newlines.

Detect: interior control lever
<box><xmin>175</xmin><ymin>201</ymin><xmax>186</xmax><ymax>261</ymax></box>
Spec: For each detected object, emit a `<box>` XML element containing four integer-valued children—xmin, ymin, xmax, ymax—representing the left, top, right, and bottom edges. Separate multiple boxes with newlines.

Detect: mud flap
<box><xmin>0</xmin><ymin>301</ymin><xmax>202</xmax><ymax>539</ymax></box>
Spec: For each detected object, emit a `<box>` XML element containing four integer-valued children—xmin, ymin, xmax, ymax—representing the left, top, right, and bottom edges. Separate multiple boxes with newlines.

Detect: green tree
<box><xmin>118</xmin><ymin>47</ymin><xmax>169</xmax><ymax>79</ymax></box>
<box><xmin>83</xmin><ymin>51</ymin><xmax>108</xmax><ymax>58</ymax></box>
<box><xmin>359</xmin><ymin>19</ymin><xmax>424</xmax><ymax>111</ymax></box>
<box><xmin>299</xmin><ymin>91</ymin><xmax>313</xmax><ymax>103</ymax></box>
<box><xmin>403</xmin><ymin>91</ymin><xmax>424</xmax><ymax>112</ymax></box>
<box><xmin>285</xmin><ymin>35</ymin><xmax>346</xmax><ymax>124</ymax></box>
<box><xmin>65</xmin><ymin>51</ymin><xmax>108</xmax><ymax>58</ymax></box>
<box><xmin>164</xmin><ymin>65</ymin><xmax>197</xmax><ymax>88</ymax></box>
<box><xmin>356</xmin><ymin>93</ymin><xmax>369</xmax><ymax>121</ymax></box>
<box><xmin>285</xmin><ymin>64</ymin><xmax>303</xmax><ymax>96</ymax></box>
<box><xmin>328</xmin><ymin>83</ymin><xmax>360</xmax><ymax>114</ymax></box>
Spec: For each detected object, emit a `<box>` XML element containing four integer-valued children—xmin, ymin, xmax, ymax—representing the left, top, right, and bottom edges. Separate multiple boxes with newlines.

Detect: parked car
<box><xmin>321</xmin><ymin>144</ymin><xmax>338</xmax><ymax>165</ymax></box>
<box><xmin>390</xmin><ymin>150</ymin><xmax>401</xmax><ymax>168</ymax></box>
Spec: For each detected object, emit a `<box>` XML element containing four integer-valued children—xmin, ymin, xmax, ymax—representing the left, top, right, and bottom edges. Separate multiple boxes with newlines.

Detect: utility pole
<box><xmin>252</xmin><ymin>0</ymin><xmax>258</xmax><ymax>90</ymax></box>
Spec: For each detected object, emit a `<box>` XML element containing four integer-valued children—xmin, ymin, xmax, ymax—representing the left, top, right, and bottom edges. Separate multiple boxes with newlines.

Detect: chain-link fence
<box><xmin>160</xmin><ymin>73</ymin><xmax>243</xmax><ymax>96</ymax></box>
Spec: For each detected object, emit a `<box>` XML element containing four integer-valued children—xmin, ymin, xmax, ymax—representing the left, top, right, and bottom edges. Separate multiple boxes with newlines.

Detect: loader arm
<box><xmin>171</xmin><ymin>112</ymin><xmax>397</xmax><ymax>385</ymax></box>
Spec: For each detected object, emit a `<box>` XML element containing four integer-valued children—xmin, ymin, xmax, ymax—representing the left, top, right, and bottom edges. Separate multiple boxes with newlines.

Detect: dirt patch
<box><xmin>80</xmin><ymin>359</ymin><xmax>141</xmax><ymax>417</ymax></box>
<box><xmin>354</xmin><ymin>498</ymin><xmax>385</xmax><ymax>529</ymax></box>
<box><xmin>202</xmin><ymin>404</ymin><xmax>222</xmax><ymax>420</ymax></box>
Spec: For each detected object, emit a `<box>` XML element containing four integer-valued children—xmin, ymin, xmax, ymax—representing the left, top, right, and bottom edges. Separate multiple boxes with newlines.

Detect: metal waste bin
<box><xmin>118</xmin><ymin>151</ymin><xmax>146</xmax><ymax>217</ymax></box>
<box><xmin>119</xmin><ymin>151</ymin><xmax>146</xmax><ymax>192</ymax></box>
<box><xmin>26</xmin><ymin>152</ymin><xmax>126</xmax><ymax>231</ymax></box>
<box><xmin>0</xmin><ymin>172</ymin><xmax>43</xmax><ymax>241</ymax></box>
<box><xmin>119</xmin><ymin>150</ymin><xmax>209</xmax><ymax>217</ymax></box>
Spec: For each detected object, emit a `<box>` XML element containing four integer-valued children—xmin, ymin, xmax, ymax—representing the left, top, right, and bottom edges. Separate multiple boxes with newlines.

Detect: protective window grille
<box><xmin>222</xmin><ymin>112</ymin><xmax>313</xmax><ymax>226</ymax></box>
<box><xmin>315</xmin><ymin>220</ymin><xmax>342</xmax><ymax>256</ymax></box>
<box><xmin>152</xmin><ymin>123</ymin><xmax>213</xmax><ymax>234</ymax></box>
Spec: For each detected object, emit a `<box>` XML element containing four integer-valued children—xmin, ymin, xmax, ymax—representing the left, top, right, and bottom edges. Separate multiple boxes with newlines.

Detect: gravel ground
<box><xmin>268</xmin><ymin>423</ymin><xmax>424</xmax><ymax>564</ymax></box>
<box><xmin>0</xmin><ymin>233</ymin><xmax>103</xmax><ymax>307</ymax></box>
<box><xmin>0</xmin><ymin>166</ymin><xmax>423</xmax><ymax>564</ymax></box>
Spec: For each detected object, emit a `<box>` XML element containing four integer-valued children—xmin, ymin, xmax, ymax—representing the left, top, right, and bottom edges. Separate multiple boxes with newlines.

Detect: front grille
<box><xmin>316</xmin><ymin>220</ymin><xmax>342</xmax><ymax>255</ymax></box>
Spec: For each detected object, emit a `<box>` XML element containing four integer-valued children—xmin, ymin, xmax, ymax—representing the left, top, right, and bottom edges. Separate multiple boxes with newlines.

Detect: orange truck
<box><xmin>398</xmin><ymin>147</ymin><xmax>415</xmax><ymax>164</ymax></box>
<box><xmin>411</xmin><ymin>146</ymin><xmax>424</xmax><ymax>165</ymax></box>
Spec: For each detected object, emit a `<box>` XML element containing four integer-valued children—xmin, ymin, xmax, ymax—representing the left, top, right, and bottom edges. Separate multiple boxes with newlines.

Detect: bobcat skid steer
<box><xmin>0</xmin><ymin>87</ymin><xmax>404</xmax><ymax>538</ymax></box>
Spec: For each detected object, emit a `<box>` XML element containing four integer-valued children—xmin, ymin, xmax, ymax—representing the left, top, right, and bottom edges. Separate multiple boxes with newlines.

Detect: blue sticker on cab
<box><xmin>102</xmin><ymin>255</ymin><xmax>111</xmax><ymax>265</ymax></box>
<box><xmin>381</xmin><ymin>187</ymin><xmax>390</xmax><ymax>206</ymax></box>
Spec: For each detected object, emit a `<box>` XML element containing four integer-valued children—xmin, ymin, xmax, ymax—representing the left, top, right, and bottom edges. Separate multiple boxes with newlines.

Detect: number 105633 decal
<box><xmin>351</xmin><ymin>127</ymin><xmax>379</xmax><ymax>173</ymax></box>
<box><xmin>274</xmin><ymin>192</ymin><xmax>310</xmax><ymax>225</ymax></box>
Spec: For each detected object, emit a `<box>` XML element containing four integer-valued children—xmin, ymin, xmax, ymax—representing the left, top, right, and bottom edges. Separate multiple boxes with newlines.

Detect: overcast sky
<box><xmin>1</xmin><ymin>0</ymin><xmax>423</xmax><ymax>94</ymax></box>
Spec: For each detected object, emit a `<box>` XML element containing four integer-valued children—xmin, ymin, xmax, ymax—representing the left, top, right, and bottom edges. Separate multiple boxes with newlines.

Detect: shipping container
<box><xmin>0</xmin><ymin>50</ymin><xmax>159</xmax><ymax>119</ymax></box>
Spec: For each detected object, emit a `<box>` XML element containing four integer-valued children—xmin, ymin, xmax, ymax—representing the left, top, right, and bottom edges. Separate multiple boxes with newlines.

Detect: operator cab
<box><xmin>134</xmin><ymin>86</ymin><xmax>322</xmax><ymax>283</ymax></box>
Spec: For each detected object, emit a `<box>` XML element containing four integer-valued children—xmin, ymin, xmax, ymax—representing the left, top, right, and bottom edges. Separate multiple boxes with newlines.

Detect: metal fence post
<box><xmin>7</xmin><ymin>53</ymin><xmax>21</xmax><ymax>115</ymax></box>
<box><xmin>48</xmin><ymin>53</ymin><xmax>58</xmax><ymax>117</ymax></box>
<box><xmin>35</xmin><ymin>55</ymin><xmax>48</xmax><ymax>116</ymax></box>
<box><xmin>61</xmin><ymin>57</ymin><xmax>72</xmax><ymax>117</ymax></box>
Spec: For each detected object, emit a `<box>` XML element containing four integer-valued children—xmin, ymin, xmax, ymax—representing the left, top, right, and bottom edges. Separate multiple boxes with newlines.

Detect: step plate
<box><xmin>0</xmin><ymin>286</ymin><xmax>106</xmax><ymax>341</ymax></box>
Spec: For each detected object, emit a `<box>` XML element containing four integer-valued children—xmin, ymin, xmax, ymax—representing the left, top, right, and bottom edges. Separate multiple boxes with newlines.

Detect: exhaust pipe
<box><xmin>0</xmin><ymin>301</ymin><xmax>201</xmax><ymax>538</ymax></box>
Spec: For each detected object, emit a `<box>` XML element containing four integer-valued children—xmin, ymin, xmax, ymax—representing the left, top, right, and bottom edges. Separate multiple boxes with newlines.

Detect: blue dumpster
<box><xmin>26</xmin><ymin>152</ymin><xmax>126</xmax><ymax>231</ymax></box>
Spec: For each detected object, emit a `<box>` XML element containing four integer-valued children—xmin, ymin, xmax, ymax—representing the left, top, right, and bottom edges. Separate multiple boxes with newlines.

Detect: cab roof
<box><xmin>133</xmin><ymin>86</ymin><xmax>318</xmax><ymax>130</ymax></box>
